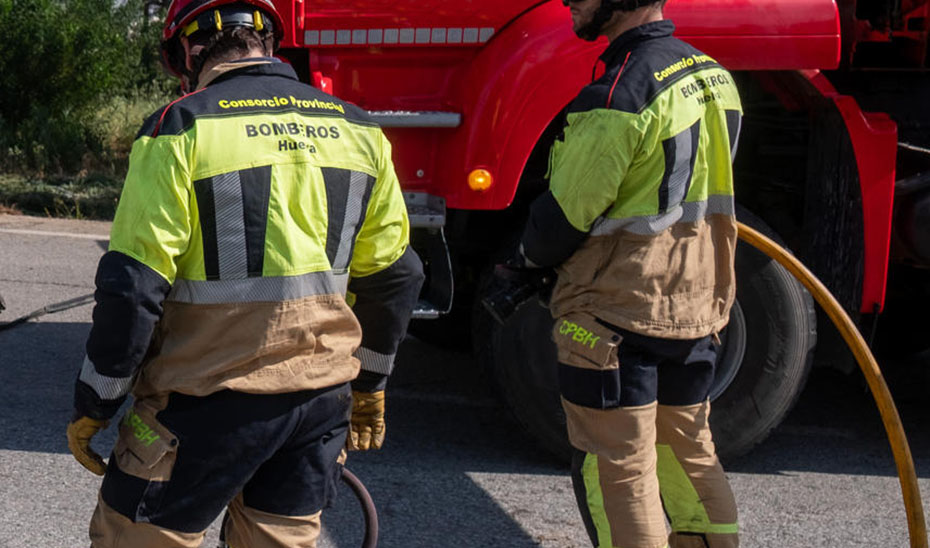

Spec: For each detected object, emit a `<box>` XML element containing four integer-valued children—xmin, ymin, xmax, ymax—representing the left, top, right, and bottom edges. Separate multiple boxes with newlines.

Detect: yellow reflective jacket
<box><xmin>75</xmin><ymin>60</ymin><xmax>423</xmax><ymax>419</ymax></box>
<box><xmin>522</xmin><ymin>21</ymin><xmax>742</xmax><ymax>339</ymax></box>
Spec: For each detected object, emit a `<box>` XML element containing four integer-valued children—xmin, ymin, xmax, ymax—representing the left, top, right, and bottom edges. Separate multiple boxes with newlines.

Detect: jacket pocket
<box><xmin>113</xmin><ymin>403</ymin><xmax>178</xmax><ymax>482</ymax></box>
<box><xmin>553</xmin><ymin>312</ymin><xmax>625</xmax><ymax>409</ymax></box>
<box><xmin>552</xmin><ymin>312</ymin><xmax>621</xmax><ymax>370</ymax></box>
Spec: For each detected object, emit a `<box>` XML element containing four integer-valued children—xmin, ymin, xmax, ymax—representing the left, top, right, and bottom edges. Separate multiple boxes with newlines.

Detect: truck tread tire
<box><xmin>473</xmin><ymin>206</ymin><xmax>816</xmax><ymax>462</ymax></box>
<box><xmin>711</xmin><ymin>207</ymin><xmax>817</xmax><ymax>459</ymax></box>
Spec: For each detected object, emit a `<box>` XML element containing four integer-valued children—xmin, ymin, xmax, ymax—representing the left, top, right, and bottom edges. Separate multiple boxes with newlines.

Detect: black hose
<box><xmin>342</xmin><ymin>467</ymin><xmax>379</xmax><ymax>548</ymax></box>
<box><xmin>0</xmin><ymin>293</ymin><xmax>95</xmax><ymax>333</ymax></box>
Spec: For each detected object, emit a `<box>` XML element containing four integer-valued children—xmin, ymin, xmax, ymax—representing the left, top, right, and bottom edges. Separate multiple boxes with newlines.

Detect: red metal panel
<box><xmin>296</xmin><ymin>0</ymin><xmax>542</xmax><ymax>40</ymax></box>
<box><xmin>285</xmin><ymin>0</ymin><xmax>842</xmax><ymax>210</ymax></box>
<box><xmin>667</xmin><ymin>0</ymin><xmax>839</xmax><ymax>36</ymax></box>
<box><xmin>804</xmin><ymin>72</ymin><xmax>897</xmax><ymax>313</ymax></box>
<box><xmin>443</xmin><ymin>0</ymin><xmax>841</xmax><ymax>210</ymax></box>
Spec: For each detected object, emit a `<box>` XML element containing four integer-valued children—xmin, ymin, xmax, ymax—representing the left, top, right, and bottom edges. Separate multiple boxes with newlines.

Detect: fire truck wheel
<box><xmin>473</xmin><ymin>287</ymin><xmax>571</xmax><ymax>462</ymax></box>
<box><xmin>710</xmin><ymin>207</ymin><xmax>817</xmax><ymax>459</ymax></box>
<box><xmin>474</xmin><ymin>207</ymin><xmax>816</xmax><ymax>462</ymax></box>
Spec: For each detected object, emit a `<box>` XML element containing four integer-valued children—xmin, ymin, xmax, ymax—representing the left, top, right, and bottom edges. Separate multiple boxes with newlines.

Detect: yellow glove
<box><xmin>348</xmin><ymin>390</ymin><xmax>385</xmax><ymax>451</ymax></box>
<box><xmin>67</xmin><ymin>416</ymin><xmax>109</xmax><ymax>476</ymax></box>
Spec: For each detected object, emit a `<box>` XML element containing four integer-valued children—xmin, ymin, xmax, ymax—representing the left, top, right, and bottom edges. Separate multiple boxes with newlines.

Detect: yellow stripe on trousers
<box><xmin>656</xmin><ymin>444</ymin><xmax>738</xmax><ymax>535</ymax></box>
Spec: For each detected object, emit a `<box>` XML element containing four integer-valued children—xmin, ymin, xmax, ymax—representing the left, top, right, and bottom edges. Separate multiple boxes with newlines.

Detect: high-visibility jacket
<box><xmin>75</xmin><ymin>59</ymin><xmax>423</xmax><ymax>419</ymax></box>
<box><xmin>521</xmin><ymin>21</ymin><xmax>742</xmax><ymax>339</ymax></box>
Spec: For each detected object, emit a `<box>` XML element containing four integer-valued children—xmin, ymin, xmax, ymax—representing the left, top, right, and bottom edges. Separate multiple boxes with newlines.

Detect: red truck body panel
<box><xmin>804</xmin><ymin>72</ymin><xmax>897</xmax><ymax>313</ymax></box>
<box><xmin>274</xmin><ymin>0</ymin><xmax>897</xmax><ymax>312</ymax></box>
<box><xmin>290</xmin><ymin>0</ymin><xmax>841</xmax><ymax>208</ymax></box>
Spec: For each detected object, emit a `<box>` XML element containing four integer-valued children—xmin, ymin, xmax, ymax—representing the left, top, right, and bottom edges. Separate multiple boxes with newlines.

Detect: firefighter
<box><xmin>64</xmin><ymin>0</ymin><xmax>424</xmax><ymax>545</ymax></box>
<box><xmin>513</xmin><ymin>0</ymin><xmax>742</xmax><ymax>546</ymax></box>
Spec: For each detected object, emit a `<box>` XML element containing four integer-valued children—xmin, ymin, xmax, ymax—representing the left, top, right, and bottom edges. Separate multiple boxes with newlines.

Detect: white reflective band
<box><xmin>354</xmin><ymin>346</ymin><xmax>396</xmax><ymax>375</ymax></box>
<box><xmin>213</xmin><ymin>171</ymin><xmax>249</xmax><ymax>280</ymax></box>
<box><xmin>79</xmin><ymin>356</ymin><xmax>134</xmax><ymax>401</ymax></box>
<box><xmin>334</xmin><ymin>272</ymin><xmax>349</xmax><ymax>296</ymax></box>
<box><xmin>332</xmin><ymin>171</ymin><xmax>372</xmax><ymax>273</ymax></box>
<box><xmin>590</xmin><ymin>195</ymin><xmax>735</xmax><ymax>237</ymax></box>
<box><xmin>168</xmin><ymin>270</ymin><xmax>342</xmax><ymax>304</ymax></box>
<box><xmin>304</xmin><ymin>27</ymin><xmax>494</xmax><ymax>47</ymax></box>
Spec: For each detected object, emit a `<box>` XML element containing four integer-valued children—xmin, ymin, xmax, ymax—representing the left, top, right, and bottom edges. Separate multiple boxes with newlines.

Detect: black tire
<box><xmin>473</xmin><ymin>281</ymin><xmax>570</xmax><ymax>461</ymax></box>
<box><xmin>710</xmin><ymin>208</ymin><xmax>817</xmax><ymax>459</ymax></box>
<box><xmin>474</xmin><ymin>208</ymin><xmax>816</xmax><ymax>462</ymax></box>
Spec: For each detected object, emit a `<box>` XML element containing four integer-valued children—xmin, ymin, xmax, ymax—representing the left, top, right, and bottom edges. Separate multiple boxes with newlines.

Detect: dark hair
<box><xmin>611</xmin><ymin>0</ymin><xmax>667</xmax><ymax>11</ymax></box>
<box><xmin>188</xmin><ymin>26</ymin><xmax>275</xmax><ymax>78</ymax></box>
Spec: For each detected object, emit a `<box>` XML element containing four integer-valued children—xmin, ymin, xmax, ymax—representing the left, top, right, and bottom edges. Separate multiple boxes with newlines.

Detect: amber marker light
<box><xmin>468</xmin><ymin>168</ymin><xmax>493</xmax><ymax>192</ymax></box>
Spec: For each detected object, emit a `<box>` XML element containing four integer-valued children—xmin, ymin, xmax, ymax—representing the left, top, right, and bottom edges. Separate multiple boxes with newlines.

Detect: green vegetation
<box><xmin>0</xmin><ymin>174</ymin><xmax>121</xmax><ymax>218</ymax></box>
<box><xmin>0</xmin><ymin>0</ymin><xmax>173</xmax><ymax>218</ymax></box>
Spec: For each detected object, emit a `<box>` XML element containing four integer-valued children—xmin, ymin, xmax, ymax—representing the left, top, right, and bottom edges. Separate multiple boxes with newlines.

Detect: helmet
<box><xmin>564</xmin><ymin>0</ymin><xmax>666</xmax><ymax>41</ymax></box>
<box><xmin>161</xmin><ymin>0</ymin><xmax>284</xmax><ymax>79</ymax></box>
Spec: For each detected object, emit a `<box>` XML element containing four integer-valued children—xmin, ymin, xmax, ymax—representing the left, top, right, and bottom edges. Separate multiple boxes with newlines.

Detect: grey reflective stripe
<box><xmin>327</xmin><ymin>170</ymin><xmax>375</xmax><ymax>274</ymax></box>
<box><xmin>590</xmin><ymin>195</ymin><xmax>735</xmax><ymax>236</ymax></box>
<box><xmin>725</xmin><ymin>110</ymin><xmax>742</xmax><ymax>162</ymax></box>
<box><xmin>213</xmin><ymin>171</ymin><xmax>249</xmax><ymax>280</ymax></box>
<box><xmin>334</xmin><ymin>272</ymin><xmax>349</xmax><ymax>295</ymax></box>
<box><xmin>168</xmin><ymin>271</ymin><xmax>341</xmax><ymax>304</ymax></box>
<box><xmin>332</xmin><ymin>171</ymin><xmax>371</xmax><ymax>272</ymax></box>
<box><xmin>354</xmin><ymin>346</ymin><xmax>396</xmax><ymax>375</ymax></box>
<box><xmin>659</xmin><ymin>121</ymin><xmax>700</xmax><ymax>213</ymax></box>
<box><xmin>79</xmin><ymin>356</ymin><xmax>133</xmax><ymax>400</ymax></box>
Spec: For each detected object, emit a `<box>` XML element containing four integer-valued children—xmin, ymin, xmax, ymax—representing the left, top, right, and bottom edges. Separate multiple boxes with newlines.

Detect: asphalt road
<box><xmin>1</xmin><ymin>213</ymin><xmax>928</xmax><ymax>548</ymax></box>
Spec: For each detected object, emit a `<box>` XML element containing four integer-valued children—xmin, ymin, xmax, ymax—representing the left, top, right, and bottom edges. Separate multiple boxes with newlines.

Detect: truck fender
<box><xmin>802</xmin><ymin>71</ymin><xmax>897</xmax><ymax>313</ymax></box>
<box><xmin>445</xmin><ymin>1</ymin><xmax>600</xmax><ymax>211</ymax></box>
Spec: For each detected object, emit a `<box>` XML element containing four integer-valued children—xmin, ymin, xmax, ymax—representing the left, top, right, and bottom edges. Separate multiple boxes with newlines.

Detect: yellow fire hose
<box><xmin>737</xmin><ymin>221</ymin><xmax>928</xmax><ymax>548</ymax></box>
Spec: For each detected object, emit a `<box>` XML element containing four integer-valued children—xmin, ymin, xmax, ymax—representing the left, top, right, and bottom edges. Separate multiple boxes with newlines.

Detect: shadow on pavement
<box><xmin>0</xmin><ymin>321</ymin><xmax>99</xmax><ymax>454</ymax></box>
<box><xmin>0</xmin><ymin>324</ymin><xmax>563</xmax><ymax>547</ymax></box>
<box><xmin>726</xmin><ymin>363</ymin><xmax>930</xmax><ymax>480</ymax></box>
<box><xmin>3</xmin><ymin>320</ymin><xmax>926</xmax><ymax>547</ymax></box>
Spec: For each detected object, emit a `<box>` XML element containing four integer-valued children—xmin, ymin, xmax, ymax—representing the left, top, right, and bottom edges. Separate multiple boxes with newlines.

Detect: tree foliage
<box><xmin>0</xmin><ymin>0</ymin><xmax>172</xmax><ymax>174</ymax></box>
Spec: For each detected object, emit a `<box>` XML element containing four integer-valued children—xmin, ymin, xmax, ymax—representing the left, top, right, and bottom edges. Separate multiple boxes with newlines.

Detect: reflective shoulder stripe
<box><xmin>591</xmin><ymin>195</ymin><xmax>734</xmax><ymax>237</ymax></box>
<box><xmin>659</xmin><ymin>120</ymin><xmax>701</xmax><ymax>214</ymax></box>
<box><xmin>353</xmin><ymin>346</ymin><xmax>396</xmax><ymax>375</ymax></box>
<box><xmin>194</xmin><ymin>165</ymin><xmax>272</xmax><ymax>281</ymax></box>
<box><xmin>79</xmin><ymin>356</ymin><xmax>134</xmax><ymax>401</ymax></box>
<box><xmin>168</xmin><ymin>270</ymin><xmax>348</xmax><ymax>304</ymax></box>
<box><xmin>725</xmin><ymin>109</ymin><xmax>742</xmax><ymax>162</ymax></box>
<box><xmin>321</xmin><ymin>167</ymin><xmax>376</xmax><ymax>273</ymax></box>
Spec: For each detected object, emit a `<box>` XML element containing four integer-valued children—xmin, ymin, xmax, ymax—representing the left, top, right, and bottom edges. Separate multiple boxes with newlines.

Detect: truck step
<box><xmin>404</xmin><ymin>192</ymin><xmax>446</xmax><ymax>228</ymax></box>
<box><xmin>411</xmin><ymin>299</ymin><xmax>444</xmax><ymax>320</ymax></box>
<box><xmin>367</xmin><ymin>111</ymin><xmax>462</xmax><ymax>128</ymax></box>
<box><xmin>403</xmin><ymin>192</ymin><xmax>453</xmax><ymax>319</ymax></box>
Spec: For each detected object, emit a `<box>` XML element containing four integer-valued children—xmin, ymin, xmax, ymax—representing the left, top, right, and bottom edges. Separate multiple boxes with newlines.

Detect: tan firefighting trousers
<box><xmin>89</xmin><ymin>493</ymin><xmax>322</xmax><ymax>548</ymax></box>
<box><xmin>564</xmin><ymin>400</ymin><xmax>739</xmax><ymax>548</ymax></box>
<box><xmin>555</xmin><ymin>312</ymin><xmax>738</xmax><ymax>548</ymax></box>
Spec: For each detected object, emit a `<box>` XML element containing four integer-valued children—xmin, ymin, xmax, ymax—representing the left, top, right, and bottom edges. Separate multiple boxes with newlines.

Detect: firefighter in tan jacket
<box><xmin>514</xmin><ymin>0</ymin><xmax>742</xmax><ymax>547</ymax></box>
<box><xmin>65</xmin><ymin>1</ymin><xmax>423</xmax><ymax>546</ymax></box>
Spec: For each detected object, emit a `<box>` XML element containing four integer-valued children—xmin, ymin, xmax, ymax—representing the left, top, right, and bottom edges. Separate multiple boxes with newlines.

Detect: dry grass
<box><xmin>0</xmin><ymin>203</ymin><xmax>21</xmax><ymax>215</ymax></box>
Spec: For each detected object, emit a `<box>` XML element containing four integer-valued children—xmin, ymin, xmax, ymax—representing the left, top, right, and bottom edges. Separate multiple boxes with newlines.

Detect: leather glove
<box><xmin>348</xmin><ymin>390</ymin><xmax>385</xmax><ymax>451</ymax></box>
<box><xmin>67</xmin><ymin>416</ymin><xmax>109</xmax><ymax>475</ymax></box>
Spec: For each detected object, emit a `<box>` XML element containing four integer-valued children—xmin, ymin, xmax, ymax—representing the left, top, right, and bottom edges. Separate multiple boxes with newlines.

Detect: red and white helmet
<box><xmin>160</xmin><ymin>0</ymin><xmax>284</xmax><ymax>78</ymax></box>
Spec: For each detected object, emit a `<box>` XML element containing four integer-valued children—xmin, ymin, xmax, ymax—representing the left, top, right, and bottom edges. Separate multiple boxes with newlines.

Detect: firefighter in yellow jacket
<box><xmin>514</xmin><ymin>1</ymin><xmax>742</xmax><ymax>547</ymax></box>
<box><xmin>65</xmin><ymin>0</ymin><xmax>424</xmax><ymax>545</ymax></box>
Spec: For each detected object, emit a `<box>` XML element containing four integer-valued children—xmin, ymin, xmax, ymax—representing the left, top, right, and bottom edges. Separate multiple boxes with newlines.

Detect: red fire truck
<box><xmin>272</xmin><ymin>0</ymin><xmax>930</xmax><ymax>459</ymax></box>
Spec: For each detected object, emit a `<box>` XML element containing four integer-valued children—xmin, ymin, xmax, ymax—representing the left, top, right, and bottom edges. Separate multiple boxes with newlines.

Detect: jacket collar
<box><xmin>200</xmin><ymin>57</ymin><xmax>299</xmax><ymax>89</ymax></box>
<box><xmin>599</xmin><ymin>20</ymin><xmax>675</xmax><ymax>67</ymax></box>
